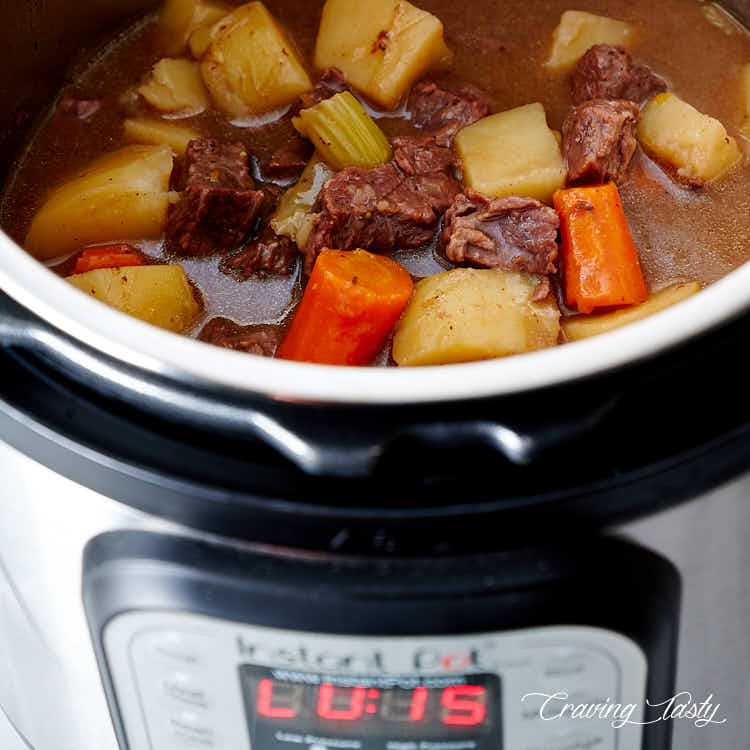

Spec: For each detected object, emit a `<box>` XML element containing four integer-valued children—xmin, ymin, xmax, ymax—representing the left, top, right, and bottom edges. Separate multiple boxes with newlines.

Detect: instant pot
<box><xmin>2</xmin><ymin>1</ymin><xmax>750</xmax><ymax>749</ymax></box>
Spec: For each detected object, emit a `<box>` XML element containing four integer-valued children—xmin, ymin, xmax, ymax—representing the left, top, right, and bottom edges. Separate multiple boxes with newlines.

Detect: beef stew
<box><xmin>2</xmin><ymin>0</ymin><xmax>750</xmax><ymax>367</ymax></box>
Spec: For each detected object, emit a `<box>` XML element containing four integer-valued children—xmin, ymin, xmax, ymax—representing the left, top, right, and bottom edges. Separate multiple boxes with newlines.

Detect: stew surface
<box><xmin>3</xmin><ymin>0</ymin><xmax>750</xmax><ymax>366</ymax></box>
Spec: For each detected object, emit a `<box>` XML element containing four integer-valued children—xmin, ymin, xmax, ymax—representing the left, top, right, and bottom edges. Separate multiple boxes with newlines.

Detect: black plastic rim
<box><xmin>3</xmin><ymin>298</ymin><xmax>750</xmax><ymax>556</ymax></box>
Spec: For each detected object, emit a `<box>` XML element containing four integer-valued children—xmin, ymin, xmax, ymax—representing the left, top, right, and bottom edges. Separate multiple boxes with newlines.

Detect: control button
<box><xmin>145</xmin><ymin>631</ymin><xmax>212</xmax><ymax>666</ymax></box>
<box><xmin>169</xmin><ymin>710</ymin><xmax>219</xmax><ymax>747</ymax></box>
<box><xmin>163</xmin><ymin>672</ymin><xmax>210</xmax><ymax>709</ymax></box>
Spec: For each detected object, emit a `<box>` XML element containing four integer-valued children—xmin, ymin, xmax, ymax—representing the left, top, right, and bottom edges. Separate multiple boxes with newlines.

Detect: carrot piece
<box><xmin>278</xmin><ymin>248</ymin><xmax>414</xmax><ymax>366</ymax></box>
<box><xmin>73</xmin><ymin>244</ymin><xmax>144</xmax><ymax>274</ymax></box>
<box><xmin>554</xmin><ymin>183</ymin><xmax>647</xmax><ymax>315</ymax></box>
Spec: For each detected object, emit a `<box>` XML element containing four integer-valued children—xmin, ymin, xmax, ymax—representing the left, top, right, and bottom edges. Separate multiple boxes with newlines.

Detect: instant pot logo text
<box><xmin>236</xmin><ymin>637</ymin><xmax>495</xmax><ymax>674</ymax></box>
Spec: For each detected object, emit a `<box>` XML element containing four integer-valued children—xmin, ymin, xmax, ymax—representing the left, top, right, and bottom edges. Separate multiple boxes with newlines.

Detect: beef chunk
<box><xmin>166</xmin><ymin>139</ymin><xmax>264</xmax><ymax>257</ymax></box>
<box><xmin>563</xmin><ymin>99</ymin><xmax>640</xmax><ymax>184</ymax></box>
<box><xmin>199</xmin><ymin>317</ymin><xmax>282</xmax><ymax>357</ymax></box>
<box><xmin>259</xmin><ymin>182</ymin><xmax>284</xmax><ymax>218</ymax></box>
<box><xmin>441</xmin><ymin>190</ymin><xmax>559</xmax><ymax>275</ymax></box>
<box><xmin>304</xmin><ymin>138</ymin><xmax>460</xmax><ymax>273</ymax></box>
<box><xmin>57</xmin><ymin>95</ymin><xmax>101</xmax><ymax>119</ymax></box>
<box><xmin>172</xmin><ymin>139</ymin><xmax>256</xmax><ymax>194</ymax></box>
<box><xmin>407</xmin><ymin>81</ymin><xmax>490</xmax><ymax>146</ymax></box>
<box><xmin>301</xmin><ymin>67</ymin><xmax>350</xmax><ymax>107</ymax></box>
<box><xmin>221</xmin><ymin>229</ymin><xmax>298</xmax><ymax>279</ymax></box>
<box><xmin>218</xmin><ymin>184</ymin><xmax>294</xmax><ymax>278</ymax></box>
<box><xmin>392</xmin><ymin>135</ymin><xmax>457</xmax><ymax>175</ymax></box>
<box><xmin>571</xmin><ymin>45</ymin><xmax>667</xmax><ymax>106</ymax></box>
<box><xmin>265</xmin><ymin>137</ymin><xmax>314</xmax><ymax>180</ymax></box>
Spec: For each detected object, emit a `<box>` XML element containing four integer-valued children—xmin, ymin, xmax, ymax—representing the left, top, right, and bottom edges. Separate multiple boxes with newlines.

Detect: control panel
<box><xmin>104</xmin><ymin>612</ymin><xmax>647</xmax><ymax>750</ymax></box>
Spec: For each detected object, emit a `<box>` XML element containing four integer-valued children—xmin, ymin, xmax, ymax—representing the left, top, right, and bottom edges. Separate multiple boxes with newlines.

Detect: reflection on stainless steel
<box><xmin>0</xmin><ymin>442</ymin><xmax>179</xmax><ymax>750</ymax></box>
<box><xmin>624</xmin><ymin>479</ymin><xmax>750</xmax><ymax>749</ymax></box>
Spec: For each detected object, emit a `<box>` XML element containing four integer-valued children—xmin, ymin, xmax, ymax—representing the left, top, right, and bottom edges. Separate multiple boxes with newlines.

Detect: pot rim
<box><xmin>0</xmin><ymin>229</ymin><xmax>747</xmax><ymax>405</ymax></box>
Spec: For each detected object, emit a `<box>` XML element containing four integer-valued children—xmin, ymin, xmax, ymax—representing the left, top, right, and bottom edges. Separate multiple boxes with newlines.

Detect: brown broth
<box><xmin>3</xmin><ymin>0</ymin><xmax>750</xmax><ymax>342</ymax></box>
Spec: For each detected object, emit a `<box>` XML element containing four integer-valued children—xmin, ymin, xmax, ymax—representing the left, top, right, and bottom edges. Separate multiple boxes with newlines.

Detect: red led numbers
<box><xmin>318</xmin><ymin>684</ymin><xmax>367</xmax><ymax>720</ymax></box>
<box><xmin>256</xmin><ymin>680</ymin><xmax>490</xmax><ymax>727</ymax></box>
<box><xmin>257</xmin><ymin>679</ymin><xmax>297</xmax><ymax>719</ymax></box>
<box><xmin>409</xmin><ymin>686</ymin><xmax>429</xmax><ymax>721</ymax></box>
<box><xmin>441</xmin><ymin>685</ymin><xmax>487</xmax><ymax>726</ymax></box>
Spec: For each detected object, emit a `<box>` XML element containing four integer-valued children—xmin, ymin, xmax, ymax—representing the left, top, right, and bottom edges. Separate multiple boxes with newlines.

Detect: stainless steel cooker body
<box><xmin>1</xmin><ymin>3</ymin><xmax>750</xmax><ymax>750</ymax></box>
<box><xmin>0</xmin><ymin>440</ymin><xmax>749</xmax><ymax>750</ymax></box>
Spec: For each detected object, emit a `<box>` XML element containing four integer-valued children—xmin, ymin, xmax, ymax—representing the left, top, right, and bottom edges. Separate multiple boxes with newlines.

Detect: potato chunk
<box><xmin>201</xmin><ymin>2</ymin><xmax>312</xmax><ymax>118</ymax></box>
<box><xmin>66</xmin><ymin>265</ymin><xmax>200</xmax><ymax>333</ymax></box>
<box><xmin>315</xmin><ymin>0</ymin><xmax>451</xmax><ymax>110</ymax></box>
<box><xmin>139</xmin><ymin>58</ymin><xmax>209</xmax><ymax>114</ymax></box>
<box><xmin>157</xmin><ymin>0</ymin><xmax>231</xmax><ymax>54</ymax></box>
<box><xmin>393</xmin><ymin>269</ymin><xmax>560</xmax><ymax>366</ymax></box>
<box><xmin>188</xmin><ymin>24</ymin><xmax>215</xmax><ymax>58</ymax></box>
<box><xmin>562</xmin><ymin>282</ymin><xmax>700</xmax><ymax>341</ymax></box>
<box><xmin>455</xmin><ymin>103</ymin><xmax>567</xmax><ymax>204</ymax></box>
<box><xmin>159</xmin><ymin>0</ymin><xmax>199</xmax><ymax>51</ymax></box>
<box><xmin>25</xmin><ymin>145</ymin><xmax>173</xmax><ymax>260</ymax></box>
<box><xmin>638</xmin><ymin>93</ymin><xmax>742</xmax><ymax>184</ymax></box>
<box><xmin>123</xmin><ymin>118</ymin><xmax>201</xmax><ymax>155</ymax></box>
<box><xmin>545</xmin><ymin>10</ymin><xmax>635</xmax><ymax>71</ymax></box>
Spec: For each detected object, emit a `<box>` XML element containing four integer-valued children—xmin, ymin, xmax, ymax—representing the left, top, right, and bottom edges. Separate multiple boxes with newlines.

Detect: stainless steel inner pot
<box><xmin>1</xmin><ymin>0</ymin><xmax>749</xmax><ymax>409</ymax></box>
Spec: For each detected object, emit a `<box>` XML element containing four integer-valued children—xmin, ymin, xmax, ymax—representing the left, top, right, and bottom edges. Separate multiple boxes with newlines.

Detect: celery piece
<box><xmin>270</xmin><ymin>155</ymin><xmax>335</xmax><ymax>244</ymax></box>
<box><xmin>293</xmin><ymin>92</ymin><xmax>393</xmax><ymax>170</ymax></box>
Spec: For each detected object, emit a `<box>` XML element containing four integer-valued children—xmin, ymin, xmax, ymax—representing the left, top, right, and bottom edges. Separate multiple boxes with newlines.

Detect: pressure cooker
<box><xmin>2</xmin><ymin>0</ymin><xmax>750</xmax><ymax>748</ymax></box>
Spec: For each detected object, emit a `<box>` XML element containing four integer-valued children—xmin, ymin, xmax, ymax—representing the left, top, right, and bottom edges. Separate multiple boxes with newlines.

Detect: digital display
<box><xmin>239</xmin><ymin>666</ymin><xmax>502</xmax><ymax>749</ymax></box>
